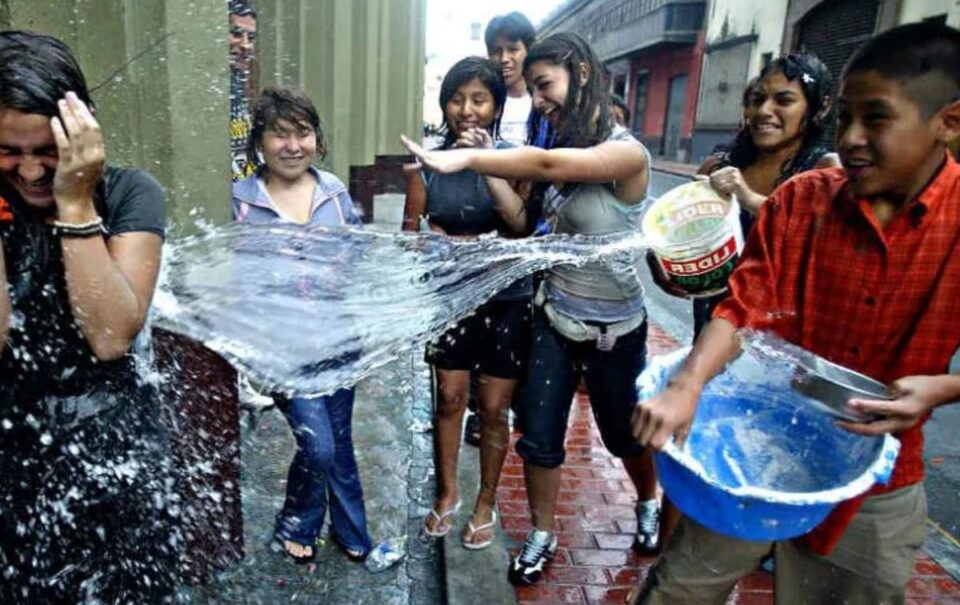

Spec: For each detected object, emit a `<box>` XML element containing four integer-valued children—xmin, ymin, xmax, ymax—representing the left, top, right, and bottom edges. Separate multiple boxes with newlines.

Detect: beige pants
<box><xmin>635</xmin><ymin>484</ymin><xmax>927</xmax><ymax>605</ymax></box>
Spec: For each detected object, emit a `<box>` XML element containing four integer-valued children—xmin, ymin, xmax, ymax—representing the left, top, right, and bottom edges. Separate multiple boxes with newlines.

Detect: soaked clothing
<box><xmin>232</xmin><ymin>169</ymin><xmax>373</xmax><ymax>555</ymax></box>
<box><xmin>425</xmin><ymin>299</ymin><xmax>531</xmax><ymax>379</ymax></box>
<box><xmin>516</xmin><ymin>126</ymin><xmax>651</xmax><ymax>468</ymax></box>
<box><xmin>421</xmin><ymin>140</ymin><xmax>532</xmax><ymax>302</ymax></box>
<box><xmin>692</xmin><ymin>144</ymin><xmax>831</xmax><ymax>338</ymax></box>
<box><xmin>713</xmin><ymin>153</ymin><xmax>960</xmax><ymax>554</ymax></box>
<box><xmin>0</xmin><ymin>168</ymin><xmax>177</xmax><ymax>604</ymax></box>
<box><xmin>541</xmin><ymin>126</ymin><xmax>650</xmax><ymax>322</ymax></box>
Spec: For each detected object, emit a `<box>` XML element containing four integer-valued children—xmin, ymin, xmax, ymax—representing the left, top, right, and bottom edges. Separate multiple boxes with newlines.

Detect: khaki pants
<box><xmin>636</xmin><ymin>484</ymin><xmax>926</xmax><ymax>605</ymax></box>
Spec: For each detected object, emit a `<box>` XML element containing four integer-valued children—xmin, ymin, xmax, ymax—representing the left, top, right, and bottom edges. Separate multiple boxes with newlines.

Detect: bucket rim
<box><xmin>642</xmin><ymin>193</ymin><xmax>740</xmax><ymax>254</ymax></box>
<box><xmin>638</xmin><ymin>347</ymin><xmax>902</xmax><ymax>506</ymax></box>
<box><xmin>659</xmin><ymin>433</ymin><xmax>900</xmax><ymax>505</ymax></box>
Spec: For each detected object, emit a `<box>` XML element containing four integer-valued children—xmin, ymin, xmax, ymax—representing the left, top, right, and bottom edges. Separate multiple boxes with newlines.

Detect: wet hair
<box><xmin>0</xmin><ymin>30</ymin><xmax>94</xmax><ymax>116</ymax></box>
<box><xmin>524</xmin><ymin>32</ymin><xmax>612</xmax><ymax>149</ymax></box>
<box><xmin>725</xmin><ymin>52</ymin><xmax>833</xmax><ymax>178</ymax></box>
<box><xmin>610</xmin><ymin>93</ymin><xmax>630</xmax><ymax>126</ymax></box>
<box><xmin>247</xmin><ymin>86</ymin><xmax>326</xmax><ymax>166</ymax></box>
<box><xmin>843</xmin><ymin>22</ymin><xmax>960</xmax><ymax>117</ymax></box>
<box><xmin>229</xmin><ymin>0</ymin><xmax>257</xmax><ymax>19</ymax></box>
<box><xmin>484</xmin><ymin>12</ymin><xmax>536</xmax><ymax>52</ymax></box>
<box><xmin>438</xmin><ymin>57</ymin><xmax>506</xmax><ymax>149</ymax></box>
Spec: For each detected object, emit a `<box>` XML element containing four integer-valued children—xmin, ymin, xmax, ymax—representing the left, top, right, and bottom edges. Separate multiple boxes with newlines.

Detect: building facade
<box><xmin>0</xmin><ymin>0</ymin><xmax>426</xmax><ymax>227</ymax></box>
<box><xmin>539</xmin><ymin>0</ymin><xmax>707</xmax><ymax>163</ymax></box>
<box><xmin>691</xmin><ymin>0</ymin><xmax>960</xmax><ymax>164</ymax></box>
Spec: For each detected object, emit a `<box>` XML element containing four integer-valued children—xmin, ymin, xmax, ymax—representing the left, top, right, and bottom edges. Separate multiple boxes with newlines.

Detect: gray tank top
<box><xmin>543</xmin><ymin>126</ymin><xmax>650</xmax><ymax>322</ymax></box>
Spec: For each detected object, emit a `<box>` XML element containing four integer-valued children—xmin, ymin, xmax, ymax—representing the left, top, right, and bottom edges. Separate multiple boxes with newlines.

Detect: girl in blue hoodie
<box><xmin>232</xmin><ymin>86</ymin><xmax>370</xmax><ymax>565</ymax></box>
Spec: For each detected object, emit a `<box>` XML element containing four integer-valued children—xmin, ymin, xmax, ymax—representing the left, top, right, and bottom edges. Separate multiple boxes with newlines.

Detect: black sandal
<box><xmin>272</xmin><ymin>534</ymin><xmax>317</xmax><ymax>565</ymax></box>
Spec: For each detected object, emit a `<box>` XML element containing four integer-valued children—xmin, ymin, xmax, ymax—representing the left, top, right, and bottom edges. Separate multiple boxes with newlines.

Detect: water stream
<box><xmin>153</xmin><ymin>223</ymin><xmax>650</xmax><ymax>397</ymax></box>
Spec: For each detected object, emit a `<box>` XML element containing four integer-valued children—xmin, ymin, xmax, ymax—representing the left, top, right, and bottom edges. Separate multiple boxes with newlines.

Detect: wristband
<box><xmin>53</xmin><ymin>216</ymin><xmax>106</xmax><ymax>238</ymax></box>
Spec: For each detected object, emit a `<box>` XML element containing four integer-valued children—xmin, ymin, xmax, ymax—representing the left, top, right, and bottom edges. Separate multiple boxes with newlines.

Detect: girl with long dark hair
<box><xmin>403</xmin><ymin>33</ymin><xmax>659</xmax><ymax>585</ymax></box>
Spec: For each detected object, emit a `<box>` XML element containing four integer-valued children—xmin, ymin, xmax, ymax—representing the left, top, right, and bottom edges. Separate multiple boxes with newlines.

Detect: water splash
<box><xmin>154</xmin><ymin>222</ymin><xmax>649</xmax><ymax>397</ymax></box>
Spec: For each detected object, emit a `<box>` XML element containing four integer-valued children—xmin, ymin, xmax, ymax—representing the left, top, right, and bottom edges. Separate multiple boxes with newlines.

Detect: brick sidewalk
<box><xmin>497</xmin><ymin>323</ymin><xmax>960</xmax><ymax>605</ymax></box>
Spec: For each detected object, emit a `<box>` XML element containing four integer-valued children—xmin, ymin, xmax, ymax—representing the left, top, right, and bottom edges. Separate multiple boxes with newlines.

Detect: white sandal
<box><xmin>423</xmin><ymin>500</ymin><xmax>462</xmax><ymax>537</ymax></box>
<box><xmin>461</xmin><ymin>510</ymin><xmax>498</xmax><ymax>550</ymax></box>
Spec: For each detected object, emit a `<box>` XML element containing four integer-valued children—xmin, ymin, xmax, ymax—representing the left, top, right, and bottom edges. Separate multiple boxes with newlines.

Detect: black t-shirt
<box><xmin>0</xmin><ymin>166</ymin><xmax>166</xmax><ymax>407</ymax></box>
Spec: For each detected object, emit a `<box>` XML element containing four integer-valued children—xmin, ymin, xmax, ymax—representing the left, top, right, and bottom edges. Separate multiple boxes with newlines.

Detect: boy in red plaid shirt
<box><xmin>632</xmin><ymin>22</ymin><xmax>960</xmax><ymax>605</ymax></box>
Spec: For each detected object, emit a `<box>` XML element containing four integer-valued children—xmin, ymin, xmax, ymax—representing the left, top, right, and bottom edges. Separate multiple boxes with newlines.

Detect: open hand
<box><xmin>400</xmin><ymin>135</ymin><xmax>471</xmax><ymax>174</ymax></box>
<box><xmin>838</xmin><ymin>375</ymin><xmax>945</xmax><ymax>436</ymax></box>
<box><xmin>51</xmin><ymin>91</ymin><xmax>105</xmax><ymax>216</ymax></box>
<box><xmin>631</xmin><ymin>384</ymin><xmax>700</xmax><ymax>451</ymax></box>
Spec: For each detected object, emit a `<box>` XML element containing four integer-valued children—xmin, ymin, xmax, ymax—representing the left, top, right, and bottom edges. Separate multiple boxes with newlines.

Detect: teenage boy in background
<box><xmin>632</xmin><ymin>22</ymin><xmax>960</xmax><ymax>605</ymax></box>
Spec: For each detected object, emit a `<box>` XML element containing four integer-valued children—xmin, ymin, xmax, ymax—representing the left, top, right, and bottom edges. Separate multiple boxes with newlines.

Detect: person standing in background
<box><xmin>230</xmin><ymin>0</ymin><xmax>258</xmax><ymax>181</ymax></box>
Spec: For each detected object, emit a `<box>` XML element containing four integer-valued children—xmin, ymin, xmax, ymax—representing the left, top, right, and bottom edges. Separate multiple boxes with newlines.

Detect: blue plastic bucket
<box><xmin>636</xmin><ymin>348</ymin><xmax>900</xmax><ymax>541</ymax></box>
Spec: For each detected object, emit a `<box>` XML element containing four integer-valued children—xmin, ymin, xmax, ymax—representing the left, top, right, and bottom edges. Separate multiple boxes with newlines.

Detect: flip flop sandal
<box><xmin>330</xmin><ymin>534</ymin><xmax>369</xmax><ymax>562</ymax></box>
<box><xmin>423</xmin><ymin>500</ymin><xmax>462</xmax><ymax>537</ymax></box>
<box><xmin>272</xmin><ymin>534</ymin><xmax>317</xmax><ymax>565</ymax></box>
<box><xmin>461</xmin><ymin>510</ymin><xmax>498</xmax><ymax>550</ymax></box>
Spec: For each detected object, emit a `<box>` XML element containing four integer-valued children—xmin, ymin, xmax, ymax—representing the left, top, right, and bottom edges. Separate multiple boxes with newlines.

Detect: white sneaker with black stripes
<box><xmin>508</xmin><ymin>529</ymin><xmax>558</xmax><ymax>586</ymax></box>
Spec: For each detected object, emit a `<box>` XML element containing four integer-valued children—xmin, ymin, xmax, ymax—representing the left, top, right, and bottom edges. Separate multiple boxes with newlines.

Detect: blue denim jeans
<box><xmin>274</xmin><ymin>388</ymin><xmax>372</xmax><ymax>554</ymax></box>
<box><xmin>515</xmin><ymin>308</ymin><xmax>648</xmax><ymax>468</ymax></box>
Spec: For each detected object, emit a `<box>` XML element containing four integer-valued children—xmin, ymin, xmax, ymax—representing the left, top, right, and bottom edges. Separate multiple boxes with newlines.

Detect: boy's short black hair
<box><xmin>484</xmin><ymin>12</ymin><xmax>536</xmax><ymax>52</ymax></box>
<box><xmin>229</xmin><ymin>0</ymin><xmax>257</xmax><ymax>19</ymax></box>
<box><xmin>843</xmin><ymin>22</ymin><xmax>960</xmax><ymax>117</ymax></box>
<box><xmin>248</xmin><ymin>86</ymin><xmax>325</xmax><ymax>165</ymax></box>
<box><xmin>0</xmin><ymin>30</ymin><xmax>93</xmax><ymax>116</ymax></box>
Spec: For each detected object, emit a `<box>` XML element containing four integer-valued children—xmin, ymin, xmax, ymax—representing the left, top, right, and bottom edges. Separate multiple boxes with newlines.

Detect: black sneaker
<box><xmin>633</xmin><ymin>499</ymin><xmax>660</xmax><ymax>554</ymax></box>
<box><xmin>508</xmin><ymin>529</ymin><xmax>558</xmax><ymax>586</ymax></box>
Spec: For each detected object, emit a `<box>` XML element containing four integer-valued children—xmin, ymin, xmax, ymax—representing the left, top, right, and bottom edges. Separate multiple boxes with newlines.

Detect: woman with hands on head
<box><xmin>0</xmin><ymin>31</ymin><xmax>175</xmax><ymax>604</ymax></box>
<box><xmin>404</xmin><ymin>33</ymin><xmax>660</xmax><ymax>586</ymax></box>
<box><xmin>403</xmin><ymin>57</ymin><xmax>532</xmax><ymax>550</ymax></box>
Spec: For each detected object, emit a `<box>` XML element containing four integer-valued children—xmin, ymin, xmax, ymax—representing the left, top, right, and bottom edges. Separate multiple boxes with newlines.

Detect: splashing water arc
<box><xmin>153</xmin><ymin>223</ymin><xmax>650</xmax><ymax>397</ymax></box>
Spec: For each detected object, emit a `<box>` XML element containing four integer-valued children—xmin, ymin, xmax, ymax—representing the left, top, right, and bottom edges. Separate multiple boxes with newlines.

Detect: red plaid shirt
<box><xmin>714</xmin><ymin>151</ymin><xmax>960</xmax><ymax>553</ymax></box>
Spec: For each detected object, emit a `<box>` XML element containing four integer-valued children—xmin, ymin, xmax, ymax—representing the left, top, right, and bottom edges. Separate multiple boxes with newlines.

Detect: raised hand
<box><xmin>50</xmin><ymin>91</ymin><xmax>105</xmax><ymax>218</ymax></box>
<box><xmin>400</xmin><ymin>134</ymin><xmax>471</xmax><ymax>174</ymax></box>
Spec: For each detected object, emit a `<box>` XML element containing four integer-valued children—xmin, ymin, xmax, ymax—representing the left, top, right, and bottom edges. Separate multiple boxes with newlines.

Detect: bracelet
<box><xmin>53</xmin><ymin>216</ymin><xmax>106</xmax><ymax>238</ymax></box>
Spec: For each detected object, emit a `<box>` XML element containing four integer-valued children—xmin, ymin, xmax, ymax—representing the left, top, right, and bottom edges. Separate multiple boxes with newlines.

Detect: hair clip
<box><xmin>802</xmin><ymin>73</ymin><xmax>815</xmax><ymax>85</ymax></box>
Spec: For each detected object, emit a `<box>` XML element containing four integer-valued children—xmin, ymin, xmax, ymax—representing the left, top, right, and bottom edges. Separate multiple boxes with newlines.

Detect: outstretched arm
<box><xmin>401</xmin><ymin>135</ymin><xmax>649</xmax><ymax>205</ymax></box>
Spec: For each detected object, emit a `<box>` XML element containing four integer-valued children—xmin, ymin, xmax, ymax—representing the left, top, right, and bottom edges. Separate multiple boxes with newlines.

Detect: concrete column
<box><xmin>1</xmin><ymin>0</ymin><xmax>230</xmax><ymax>230</ymax></box>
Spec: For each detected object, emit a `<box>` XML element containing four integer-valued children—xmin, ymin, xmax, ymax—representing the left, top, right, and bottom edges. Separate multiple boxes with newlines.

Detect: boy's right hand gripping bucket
<box><xmin>642</xmin><ymin>181</ymin><xmax>744</xmax><ymax>298</ymax></box>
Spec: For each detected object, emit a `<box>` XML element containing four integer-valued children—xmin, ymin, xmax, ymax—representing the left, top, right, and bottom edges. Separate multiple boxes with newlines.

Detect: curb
<box><xmin>442</xmin><ymin>437</ymin><xmax>519</xmax><ymax>605</ymax></box>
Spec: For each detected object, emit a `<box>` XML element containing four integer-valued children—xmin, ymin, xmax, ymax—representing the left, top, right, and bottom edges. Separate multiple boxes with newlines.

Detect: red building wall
<box><xmin>626</xmin><ymin>31</ymin><xmax>705</xmax><ymax>160</ymax></box>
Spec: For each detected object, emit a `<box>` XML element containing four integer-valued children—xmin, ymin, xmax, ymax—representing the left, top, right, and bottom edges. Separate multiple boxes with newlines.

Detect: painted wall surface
<box><xmin>628</xmin><ymin>35</ymin><xmax>703</xmax><ymax>158</ymax></box>
<box><xmin>896</xmin><ymin>0</ymin><xmax>960</xmax><ymax>26</ymax></box>
<box><xmin>704</xmin><ymin>0</ymin><xmax>787</xmax><ymax>82</ymax></box>
<box><xmin>1</xmin><ymin>0</ymin><xmax>230</xmax><ymax>229</ymax></box>
<box><xmin>258</xmin><ymin>0</ymin><xmax>426</xmax><ymax>182</ymax></box>
<box><xmin>1</xmin><ymin>0</ymin><xmax>426</xmax><ymax>226</ymax></box>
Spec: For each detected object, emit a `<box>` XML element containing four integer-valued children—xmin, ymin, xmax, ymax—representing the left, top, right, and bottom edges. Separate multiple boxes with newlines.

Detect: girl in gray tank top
<box><xmin>403</xmin><ymin>33</ymin><xmax>663</xmax><ymax>587</ymax></box>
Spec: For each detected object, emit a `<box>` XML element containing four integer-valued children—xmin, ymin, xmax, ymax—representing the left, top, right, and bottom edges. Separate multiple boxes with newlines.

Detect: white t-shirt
<box><xmin>499</xmin><ymin>94</ymin><xmax>532</xmax><ymax>146</ymax></box>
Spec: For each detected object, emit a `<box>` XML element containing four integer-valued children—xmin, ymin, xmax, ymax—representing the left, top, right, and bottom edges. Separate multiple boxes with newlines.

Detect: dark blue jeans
<box><xmin>275</xmin><ymin>388</ymin><xmax>372</xmax><ymax>554</ymax></box>
<box><xmin>515</xmin><ymin>308</ymin><xmax>648</xmax><ymax>468</ymax></box>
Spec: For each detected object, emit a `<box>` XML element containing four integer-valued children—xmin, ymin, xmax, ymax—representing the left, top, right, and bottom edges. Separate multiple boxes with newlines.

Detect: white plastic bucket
<box><xmin>642</xmin><ymin>181</ymin><xmax>745</xmax><ymax>298</ymax></box>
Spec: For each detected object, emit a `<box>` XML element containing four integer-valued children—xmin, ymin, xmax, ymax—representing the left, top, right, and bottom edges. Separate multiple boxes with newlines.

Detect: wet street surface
<box><xmin>180</xmin><ymin>350</ymin><xmax>444</xmax><ymax>605</ymax></box>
